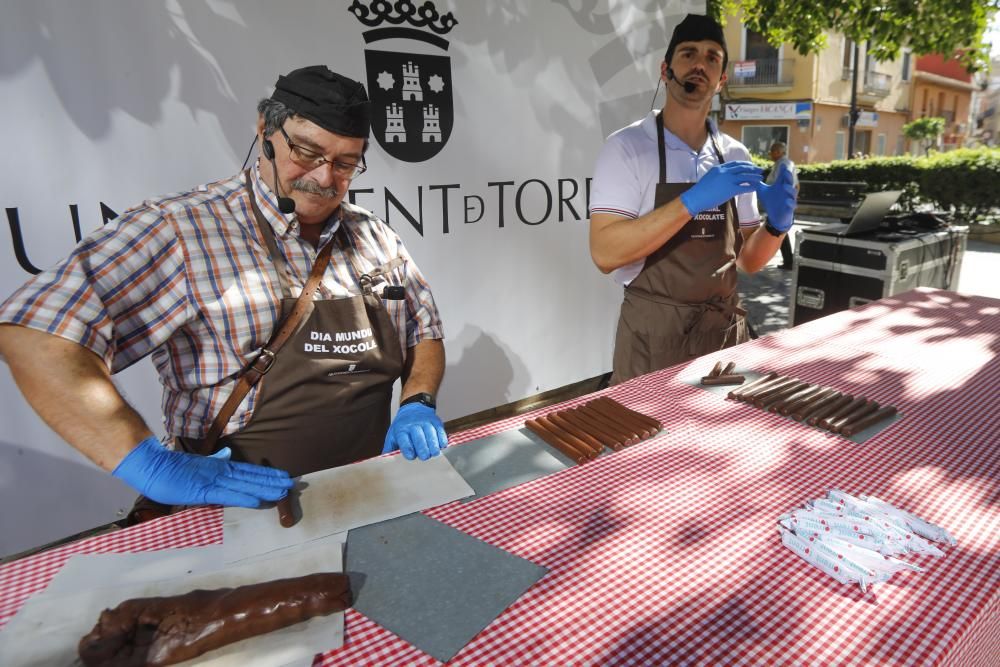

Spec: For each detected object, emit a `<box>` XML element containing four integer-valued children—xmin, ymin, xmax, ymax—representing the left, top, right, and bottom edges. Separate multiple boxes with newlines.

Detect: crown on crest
<box><xmin>348</xmin><ymin>0</ymin><xmax>458</xmax><ymax>36</ymax></box>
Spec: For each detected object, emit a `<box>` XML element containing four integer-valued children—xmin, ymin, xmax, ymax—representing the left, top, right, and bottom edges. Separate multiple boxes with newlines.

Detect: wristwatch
<box><xmin>400</xmin><ymin>392</ymin><xmax>437</xmax><ymax>409</ymax></box>
<box><xmin>763</xmin><ymin>221</ymin><xmax>785</xmax><ymax>237</ymax></box>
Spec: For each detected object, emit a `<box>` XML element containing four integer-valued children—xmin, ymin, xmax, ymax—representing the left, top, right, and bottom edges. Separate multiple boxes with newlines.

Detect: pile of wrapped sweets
<box><xmin>779</xmin><ymin>489</ymin><xmax>955</xmax><ymax>593</ymax></box>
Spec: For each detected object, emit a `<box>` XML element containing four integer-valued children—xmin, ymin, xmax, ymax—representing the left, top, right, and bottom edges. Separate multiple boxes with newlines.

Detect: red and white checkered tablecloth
<box><xmin>2</xmin><ymin>288</ymin><xmax>998</xmax><ymax>665</ymax></box>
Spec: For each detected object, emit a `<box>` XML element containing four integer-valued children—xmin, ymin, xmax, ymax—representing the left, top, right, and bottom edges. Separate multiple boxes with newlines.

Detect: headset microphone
<box><xmin>666</xmin><ymin>67</ymin><xmax>698</xmax><ymax>94</ymax></box>
<box><xmin>261</xmin><ymin>137</ymin><xmax>297</xmax><ymax>214</ymax></box>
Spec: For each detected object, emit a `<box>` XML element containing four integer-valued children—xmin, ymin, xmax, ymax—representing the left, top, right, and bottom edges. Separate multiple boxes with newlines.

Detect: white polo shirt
<box><xmin>590</xmin><ymin>111</ymin><xmax>761</xmax><ymax>286</ymax></box>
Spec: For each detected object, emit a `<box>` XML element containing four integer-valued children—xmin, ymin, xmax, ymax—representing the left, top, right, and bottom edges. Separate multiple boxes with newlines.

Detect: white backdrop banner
<box><xmin>0</xmin><ymin>0</ymin><xmax>701</xmax><ymax>555</ymax></box>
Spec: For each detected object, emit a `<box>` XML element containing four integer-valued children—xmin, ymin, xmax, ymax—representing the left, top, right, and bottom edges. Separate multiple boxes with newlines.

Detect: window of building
<box><xmin>896</xmin><ymin>135</ymin><xmax>905</xmax><ymax>155</ymax></box>
<box><xmin>741</xmin><ymin>125</ymin><xmax>790</xmax><ymax>157</ymax></box>
<box><xmin>901</xmin><ymin>51</ymin><xmax>912</xmax><ymax>81</ymax></box>
<box><xmin>835</xmin><ymin>131</ymin><xmax>846</xmax><ymax>160</ymax></box>
<box><xmin>877</xmin><ymin>133</ymin><xmax>887</xmax><ymax>156</ymax></box>
<box><xmin>744</xmin><ymin>29</ymin><xmax>778</xmax><ymax>61</ymax></box>
<box><xmin>843</xmin><ymin>38</ymin><xmax>855</xmax><ymax>69</ymax></box>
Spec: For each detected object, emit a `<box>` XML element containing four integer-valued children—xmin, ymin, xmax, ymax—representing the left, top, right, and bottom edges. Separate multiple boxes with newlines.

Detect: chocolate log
<box><xmin>579</xmin><ymin>401</ymin><xmax>644</xmax><ymax>441</ymax></box>
<box><xmin>830</xmin><ymin>400</ymin><xmax>880</xmax><ymax>434</ymax></box>
<box><xmin>794</xmin><ymin>391</ymin><xmax>844</xmax><ymax>422</ymax></box>
<box><xmin>755</xmin><ymin>380</ymin><xmax>810</xmax><ymax>409</ymax></box>
<box><xmin>587</xmin><ymin>399</ymin><xmax>652</xmax><ymax>439</ymax></box>
<box><xmin>781</xmin><ymin>386</ymin><xmax>834</xmax><ymax>417</ymax></box>
<box><xmin>701</xmin><ymin>374</ymin><xmax>746</xmax><ymax>386</ymax></box>
<box><xmin>708</xmin><ymin>361</ymin><xmax>724</xmax><ymax>377</ymax></box>
<box><xmin>525</xmin><ymin>419</ymin><xmax>587</xmax><ymax>463</ymax></box>
<box><xmin>565</xmin><ymin>407</ymin><xmax>629</xmax><ymax>450</ymax></box>
<box><xmin>78</xmin><ymin>572</ymin><xmax>351</xmax><ymax>667</ymax></box>
<box><xmin>743</xmin><ymin>376</ymin><xmax>799</xmax><ymax>404</ymax></box>
<box><xmin>806</xmin><ymin>394</ymin><xmax>854</xmax><ymax>426</ymax></box>
<box><xmin>721</xmin><ymin>362</ymin><xmax>736</xmax><ymax>376</ymax></box>
<box><xmin>818</xmin><ymin>397</ymin><xmax>868</xmax><ymax>430</ymax></box>
<box><xmin>574</xmin><ymin>404</ymin><xmax>638</xmax><ymax>446</ymax></box>
<box><xmin>597</xmin><ymin>397</ymin><xmax>663</xmax><ymax>432</ymax></box>
<box><xmin>537</xmin><ymin>416</ymin><xmax>597</xmax><ymax>460</ymax></box>
<box><xmin>727</xmin><ymin>372</ymin><xmax>779</xmax><ymax>400</ymax></box>
<box><xmin>549</xmin><ymin>412</ymin><xmax>605</xmax><ymax>456</ymax></box>
<box><xmin>769</xmin><ymin>384</ymin><xmax>821</xmax><ymax>414</ymax></box>
<box><xmin>841</xmin><ymin>406</ymin><xmax>899</xmax><ymax>436</ymax></box>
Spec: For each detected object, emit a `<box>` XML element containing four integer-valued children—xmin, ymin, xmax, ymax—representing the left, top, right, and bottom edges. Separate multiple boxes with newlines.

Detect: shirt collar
<box><xmin>249</xmin><ymin>163</ymin><xmax>342</xmax><ymax>242</ymax></box>
<box><xmin>642</xmin><ymin>110</ymin><xmax>720</xmax><ymax>156</ymax></box>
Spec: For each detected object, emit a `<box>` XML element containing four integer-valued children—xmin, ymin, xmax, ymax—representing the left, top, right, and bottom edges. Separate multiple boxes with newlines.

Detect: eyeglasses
<box><xmin>278</xmin><ymin>126</ymin><xmax>367</xmax><ymax>180</ymax></box>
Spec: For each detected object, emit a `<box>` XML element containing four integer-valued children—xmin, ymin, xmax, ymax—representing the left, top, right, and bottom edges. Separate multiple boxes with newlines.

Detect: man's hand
<box><xmin>755</xmin><ymin>162</ymin><xmax>797</xmax><ymax>232</ymax></box>
<box><xmin>679</xmin><ymin>161</ymin><xmax>763</xmax><ymax>216</ymax></box>
<box><xmin>382</xmin><ymin>403</ymin><xmax>448</xmax><ymax>461</ymax></box>
<box><xmin>112</xmin><ymin>437</ymin><xmax>293</xmax><ymax>508</ymax></box>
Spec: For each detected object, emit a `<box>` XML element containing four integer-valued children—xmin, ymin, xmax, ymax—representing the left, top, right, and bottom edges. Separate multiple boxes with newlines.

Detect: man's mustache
<box><xmin>292</xmin><ymin>179</ymin><xmax>338</xmax><ymax>198</ymax></box>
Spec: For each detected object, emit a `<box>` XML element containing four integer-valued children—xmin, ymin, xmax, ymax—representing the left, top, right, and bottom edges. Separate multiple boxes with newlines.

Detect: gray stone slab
<box><xmin>682</xmin><ymin>369</ymin><xmax>903</xmax><ymax>444</ymax></box>
<box><xmin>443</xmin><ymin>427</ymin><xmax>571</xmax><ymax>502</ymax></box>
<box><xmin>346</xmin><ymin>512</ymin><xmax>547</xmax><ymax>663</ymax></box>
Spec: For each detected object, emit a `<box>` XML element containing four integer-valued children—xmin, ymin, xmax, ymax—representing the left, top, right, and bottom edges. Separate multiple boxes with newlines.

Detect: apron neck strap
<box><xmin>655</xmin><ymin>112</ymin><xmax>726</xmax><ymax>185</ymax></box>
<box><xmin>245</xmin><ymin>170</ymin><xmax>296</xmax><ymax>298</ymax></box>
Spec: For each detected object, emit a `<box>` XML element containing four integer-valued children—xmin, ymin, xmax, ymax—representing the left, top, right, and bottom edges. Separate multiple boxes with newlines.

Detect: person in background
<box><xmin>588</xmin><ymin>14</ymin><xmax>796</xmax><ymax>383</ymax></box>
<box><xmin>767</xmin><ymin>141</ymin><xmax>800</xmax><ymax>269</ymax></box>
<box><xmin>0</xmin><ymin>66</ymin><xmax>448</xmax><ymax>522</ymax></box>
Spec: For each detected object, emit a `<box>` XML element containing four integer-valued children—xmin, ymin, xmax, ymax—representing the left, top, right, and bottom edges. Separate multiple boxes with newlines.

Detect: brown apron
<box><xmin>610</xmin><ymin>112</ymin><xmax>749</xmax><ymax>384</ymax></box>
<box><xmin>176</xmin><ymin>179</ymin><xmax>405</xmax><ymax>476</ymax></box>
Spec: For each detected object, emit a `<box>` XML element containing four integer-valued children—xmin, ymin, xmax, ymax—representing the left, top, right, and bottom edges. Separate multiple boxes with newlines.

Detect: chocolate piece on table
<box><xmin>743</xmin><ymin>376</ymin><xmax>798</xmax><ymax>403</ymax></box>
<box><xmin>721</xmin><ymin>362</ymin><xmax>736</xmax><ymax>376</ymax></box>
<box><xmin>830</xmin><ymin>400</ymin><xmax>880</xmax><ymax>434</ymax></box>
<box><xmin>841</xmin><ymin>406</ymin><xmax>899</xmax><ymax>436</ymax></box>
<box><xmin>78</xmin><ymin>573</ymin><xmax>351</xmax><ymax>667</ymax></box>
<box><xmin>597</xmin><ymin>397</ymin><xmax>662</xmax><ymax>432</ymax></box>
<box><xmin>781</xmin><ymin>386</ymin><xmax>834</xmax><ymax>416</ymax></box>
<box><xmin>818</xmin><ymin>397</ymin><xmax>868</xmax><ymax>430</ymax></box>
<box><xmin>549</xmin><ymin>412</ymin><xmax>605</xmax><ymax>456</ymax></box>
<box><xmin>727</xmin><ymin>372</ymin><xmax>779</xmax><ymax>400</ymax></box>
<box><xmin>537</xmin><ymin>415</ymin><xmax>597</xmax><ymax>460</ymax></box>
<box><xmin>525</xmin><ymin>419</ymin><xmax>587</xmax><ymax>464</ymax></box>
<box><xmin>587</xmin><ymin>399</ymin><xmax>651</xmax><ymax>439</ymax></box>
<box><xmin>565</xmin><ymin>407</ymin><xmax>627</xmax><ymax>450</ymax></box>
<box><xmin>769</xmin><ymin>384</ymin><xmax>820</xmax><ymax>413</ymax></box>
<box><xmin>579</xmin><ymin>401</ymin><xmax>643</xmax><ymax>441</ymax></box>
<box><xmin>708</xmin><ymin>361</ymin><xmax>724</xmax><ymax>377</ymax></box>
<box><xmin>806</xmin><ymin>394</ymin><xmax>854</xmax><ymax>426</ymax></box>
<box><xmin>755</xmin><ymin>380</ymin><xmax>809</xmax><ymax>409</ymax></box>
<box><xmin>794</xmin><ymin>391</ymin><xmax>843</xmax><ymax>422</ymax></box>
<box><xmin>701</xmin><ymin>374</ymin><xmax>746</xmax><ymax>386</ymax></box>
<box><xmin>262</xmin><ymin>458</ymin><xmax>298</xmax><ymax>528</ymax></box>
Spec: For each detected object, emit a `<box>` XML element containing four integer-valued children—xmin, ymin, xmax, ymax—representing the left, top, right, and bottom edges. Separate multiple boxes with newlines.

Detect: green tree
<box><xmin>902</xmin><ymin>117</ymin><xmax>948</xmax><ymax>155</ymax></box>
<box><xmin>710</xmin><ymin>0</ymin><xmax>998</xmax><ymax>72</ymax></box>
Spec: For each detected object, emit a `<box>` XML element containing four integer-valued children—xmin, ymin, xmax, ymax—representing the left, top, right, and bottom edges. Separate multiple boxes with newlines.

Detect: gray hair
<box><xmin>257</xmin><ymin>97</ymin><xmax>297</xmax><ymax>137</ymax></box>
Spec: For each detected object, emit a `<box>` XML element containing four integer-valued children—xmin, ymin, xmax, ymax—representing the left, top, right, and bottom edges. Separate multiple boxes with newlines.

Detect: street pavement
<box><xmin>739</xmin><ymin>222</ymin><xmax>999</xmax><ymax>336</ymax></box>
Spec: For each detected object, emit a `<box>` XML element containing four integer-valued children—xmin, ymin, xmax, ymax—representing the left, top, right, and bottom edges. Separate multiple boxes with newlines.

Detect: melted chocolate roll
<box><xmin>538</xmin><ymin>415</ymin><xmax>598</xmax><ymax>460</ymax></box>
<box><xmin>782</xmin><ymin>386</ymin><xmax>834</xmax><ymax>417</ymax></box>
<box><xmin>586</xmin><ymin>400</ymin><xmax>650</xmax><ymax>439</ymax></box>
<box><xmin>744</xmin><ymin>376</ymin><xmax>799</xmax><ymax>404</ymax></box>
<box><xmin>708</xmin><ymin>361</ymin><xmax>724</xmax><ymax>377</ymax></box>
<box><xmin>793</xmin><ymin>391</ymin><xmax>843</xmax><ymax>422</ymax></box>
<box><xmin>830</xmin><ymin>400</ymin><xmax>880</xmax><ymax>434</ymax></box>
<box><xmin>526</xmin><ymin>419</ymin><xmax>587</xmax><ymax>463</ymax></box>
<box><xmin>769</xmin><ymin>384</ymin><xmax>821</xmax><ymax>413</ymax></box>
<box><xmin>727</xmin><ymin>372</ymin><xmax>779</xmax><ymax>400</ymax></box>
<box><xmin>818</xmin><ymin>397</ymin><xmax>868</xmax><ymax>430</ymax></box>
<box><xmin>721</xmin><ymin>362</ymin><xmax>736</xmax><ymax>376</ymax></box>
<box><xmin>755</xmin><ymin>380</ymin><xmax>810</xmax><ymax>409</ymax></box>
<box><xmin>806</xmin><ymin>394</ymin><xmax>854</xmax><ymax>426</ymax></box>
<box><xmin>78</xmin><ymin>573</ymin><xmax>351</xmax><ymax>667</ymax></box>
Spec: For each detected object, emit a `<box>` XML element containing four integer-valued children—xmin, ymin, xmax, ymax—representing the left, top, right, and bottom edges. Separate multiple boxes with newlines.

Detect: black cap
<box><xmin>665</xmin><ymin>14</ymin><xmax>728</xmax><ymax>70</ymax></box>
<box><xmin>271</xmin><ymin>66</ymin><xmax>371</xmax><ymax>139</ymax></box>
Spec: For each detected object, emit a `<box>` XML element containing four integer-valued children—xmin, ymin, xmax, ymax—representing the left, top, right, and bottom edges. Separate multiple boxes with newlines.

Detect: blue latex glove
<box><xmin>679</xmin><ymin>161</ymin><xmax>763</xmax><ymax>216</ymax></box>
<box><xmin>382</xmin><ymin>402</ymin><xmax>448</xmax><ymax>461</ymax></box>
<box><xmin>112</xmin><ymin>437</ymin><xmax>293</xmax><ymax>508</ymax></box>
<box><xmin>755</xmin><ymin>162</ymin><xmax>797</xmax><ymax>232</ymax></box>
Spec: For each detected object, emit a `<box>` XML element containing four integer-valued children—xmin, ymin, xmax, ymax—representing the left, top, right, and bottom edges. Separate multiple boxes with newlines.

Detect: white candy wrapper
<box><xmin>780</xmin><ymin>489</ymin><xmax>952</xmax><ymax>594</ymax></box>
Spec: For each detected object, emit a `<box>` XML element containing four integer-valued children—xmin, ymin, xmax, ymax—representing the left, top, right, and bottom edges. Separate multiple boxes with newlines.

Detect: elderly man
<box><xmin>589</xmin><ymin>14</ymin><xmax>796</xmax><ymax>382</ymax></box>
<box><xmin>0</xmin><ymin>66</ymin><xmax>447</xmax><ymax>521</ymax></box>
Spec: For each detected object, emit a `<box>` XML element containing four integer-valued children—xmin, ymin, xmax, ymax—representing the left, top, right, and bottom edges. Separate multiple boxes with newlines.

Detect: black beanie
<box><xmin>271</xmin><ymin>66</ymin><xmax>371</xmax><ymax>139</ymax></box>
<box><xmin>665</xmin><ymin>14</ymin><xmax>728</xmax><ymax>70</ymax></box>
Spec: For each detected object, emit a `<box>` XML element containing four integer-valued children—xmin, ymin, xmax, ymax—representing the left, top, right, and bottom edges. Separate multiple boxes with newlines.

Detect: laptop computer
<box><xmin>809</xmin><ymin>190</ymin><xmax>903</xmax><ymax>237</ymax></box>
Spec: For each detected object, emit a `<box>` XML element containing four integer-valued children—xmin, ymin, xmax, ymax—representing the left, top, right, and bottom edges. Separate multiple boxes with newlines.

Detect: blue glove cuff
<box><xmin>678</xmin><ymin>190</ymin><xmax>698</xmax><ymax>217</ymax></box>
<box><xmin>112</xmin><ymin>436</ymin><xmax>163</xmax><ymax>478</ymax></box>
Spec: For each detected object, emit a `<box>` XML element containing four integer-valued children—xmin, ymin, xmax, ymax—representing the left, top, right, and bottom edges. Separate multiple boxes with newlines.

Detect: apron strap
<box><xmin>197</xmin><ymin>187</ymin><xmax>336</xmax><ymax>455</ymax></box>
<box><xmin>245</xmin><ymin>170</ymin><xmax>294</xmax><ymax>299</ymax></box>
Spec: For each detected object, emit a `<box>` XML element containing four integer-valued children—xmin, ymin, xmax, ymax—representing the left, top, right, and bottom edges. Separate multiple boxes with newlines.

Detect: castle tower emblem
<box><xmin>351</xmin><ymin>0</ymin><xmax>457</xmax><ymax>162</ymax></box>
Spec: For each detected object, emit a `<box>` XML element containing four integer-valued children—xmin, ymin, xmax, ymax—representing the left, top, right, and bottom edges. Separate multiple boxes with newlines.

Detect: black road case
<box><xmin>790</xmin><ymin>224</ymin><xmax>968</xmax><ymax>326</ymax></box>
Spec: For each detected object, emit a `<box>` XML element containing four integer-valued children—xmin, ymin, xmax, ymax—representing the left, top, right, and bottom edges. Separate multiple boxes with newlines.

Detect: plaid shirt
<box><xmin>0</xmin><ymin>166</ymin><xmax>444</xmax><ymax>439</ymax></box>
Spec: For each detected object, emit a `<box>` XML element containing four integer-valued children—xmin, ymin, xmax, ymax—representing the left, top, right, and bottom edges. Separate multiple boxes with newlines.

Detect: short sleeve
<box><xmin>589</xmin><ymin>134</ymin><xmax>641</xmax><ymax>219</ymax></box>
<box><xmin>0</xmin><ymin>207</ymin><xmax>192</xmax><ymax>371</ymax></box>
